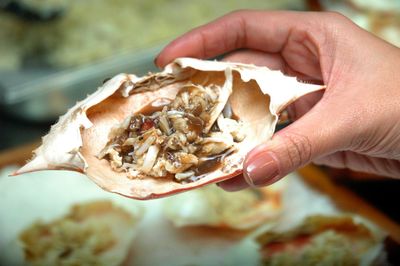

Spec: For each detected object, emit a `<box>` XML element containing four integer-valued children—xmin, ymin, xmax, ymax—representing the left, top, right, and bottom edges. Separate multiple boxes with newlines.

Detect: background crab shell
<box><xmin>255</xmin><ymin>215</ymin><xmax>386</xmax><ymax>265</ymax></box>
<box><xmin>0</xmin><ymin>168</ymin><xmax>144</xmax><ymax>265</ymax></box>
<box><xmin>15</xmin><ymin>58</ymin><xmax>324</xmax><ymax>200</ymax></box>
<box><xmin>163</xmin><ymin>181</ymin><xmax>287</xmax><ymax>230</ymax></box>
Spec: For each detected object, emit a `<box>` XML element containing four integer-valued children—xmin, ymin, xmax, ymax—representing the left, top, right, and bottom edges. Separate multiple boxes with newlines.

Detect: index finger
<box><xmin>155</xmin><ymin>10</ymin><xmax>319</xmax><ymax>67</ymax></box>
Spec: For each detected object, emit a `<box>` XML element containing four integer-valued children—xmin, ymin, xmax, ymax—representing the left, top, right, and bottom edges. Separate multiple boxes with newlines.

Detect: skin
<box><xmin>155</xmin><ymin>11</ymin><xmax>400</xmax><ymax>191</ymax></box>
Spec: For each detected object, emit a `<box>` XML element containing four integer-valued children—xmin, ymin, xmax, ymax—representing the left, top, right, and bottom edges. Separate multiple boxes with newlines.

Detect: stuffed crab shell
<box><xmin>255</xmin><ymin>215</ymin><xmax>386</xmax><ymax>265</ymax></box>
<box><xmin>16</xmin><ymin>58</ymin><xmax>324</xmax><ymax>199</ymax></box>
<box><xmin>19</xmin><ymin>200</ymin><xmax>141</xmax><ymax>266</ymax></box>
<box><xmin>163</xmin><ymin>180</ymin><xmax>286</xmax><ymax>230</ymax></box>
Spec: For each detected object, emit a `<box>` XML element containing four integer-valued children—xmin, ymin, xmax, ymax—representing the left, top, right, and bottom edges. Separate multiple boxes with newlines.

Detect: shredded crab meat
<box><xmin>99</xmin><ymin>84</ymin><xmax>245</xmax><ymax>183</ymax></box>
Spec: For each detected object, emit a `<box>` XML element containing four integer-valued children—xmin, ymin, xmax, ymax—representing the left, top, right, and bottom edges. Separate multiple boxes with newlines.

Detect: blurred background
<box><xmin>0</xmin><ymin>0</ymin><xmax>399</xmax><ymax>221</ymax></box>
<box><xmin>1</xmin><ymin>0</ymin><xmax>400</xmax><ymax>148</ymax></box>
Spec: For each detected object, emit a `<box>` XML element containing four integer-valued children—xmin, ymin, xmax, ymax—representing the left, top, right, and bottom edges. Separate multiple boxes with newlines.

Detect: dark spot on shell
<box><xmin>102</xmin><ymin>77</ymin><xmax>111</xmax><ymax>84</ymax></box>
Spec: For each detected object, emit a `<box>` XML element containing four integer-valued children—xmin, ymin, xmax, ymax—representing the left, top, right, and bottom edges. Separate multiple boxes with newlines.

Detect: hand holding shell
<box><xmin>15</xmin><ymin>58</ymin><xmax>324</xmax><ymax>199</ymax></box>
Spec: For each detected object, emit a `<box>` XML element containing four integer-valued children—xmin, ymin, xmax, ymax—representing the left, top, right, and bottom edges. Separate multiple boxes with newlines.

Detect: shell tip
<box><xmin>9</xmin><ymin>171</ymin><xmax>19</xmax><ymax>177</ymax></box>
<box><xmin>13</xmin><ymin>156</ymin><xmax>50</xmax><ymax>176</ymax></box>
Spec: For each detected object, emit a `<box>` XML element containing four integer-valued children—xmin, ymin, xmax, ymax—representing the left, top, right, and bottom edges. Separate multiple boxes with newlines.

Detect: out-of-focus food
<box><xmin>0</xmin><ymin>12</ymin><xmax>26</xmax><ymax>70</ymax></box>
<box><xmin>256</xmin><ymin>215</ymin><xmax>386</xmax><ymax>265</ymax></box>
<box><xmin>19</xmin><ymin>200</ymin><xmax>141</xmax><ymax>266</ymax></box>
<box><xmin>163</xmin><ymin>181</ymin><xmax>286</xmax><ymax>230</ymax></box>
<box><xmin>14</xmin><ymin>0</ymin><xmax>67</xmax><ymax>11</ymax></box>
<box><xmin>15</xmin><ymin>58</ymin><xmax>324</xmax><ymax>199</ymax></box>
<box><xmin>0</xmin><ymin>0</ymin><xmax>305</xmax><ymax>70</ymax></box>
<box><xmin>347</xmin><ymin>0</ymin><xmax>400</xmax><ymax>11</ymax></box>
<box><xmin>317</xmin><ymin>0</ymin><xmax>400</xmax><ymax>47</ymax></box>
<box><xmin>1</xmin><ymin>0</ymin><xmax>67</xmax><ymax>21</ymax></box>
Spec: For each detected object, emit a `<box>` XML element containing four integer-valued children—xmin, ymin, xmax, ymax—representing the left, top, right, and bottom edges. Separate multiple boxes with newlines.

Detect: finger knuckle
<box><xmin>226</xmin><ymin>9</ymin><xmax>251</xmax><ymax>17</ymax></box>
<box><xmin>323</xmin><ymin>11</ymin><xmax>349</xmax><ymax>23</ymax></box>
<box><xmin>280</xmin><ymin>132</ymin><xmax>313</xmax><ymax>170</ymax></box>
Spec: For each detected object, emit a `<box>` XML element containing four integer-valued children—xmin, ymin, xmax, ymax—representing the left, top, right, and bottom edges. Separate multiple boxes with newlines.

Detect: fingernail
<box><xmin>217</xmin><ymin>175</ymin><xmax>249</xmax><ymax>192</ymax></box>
<box><xmin>244</xmin><ymin>152</ymin><xmax>279</xmax><ymax>187</ymax></box>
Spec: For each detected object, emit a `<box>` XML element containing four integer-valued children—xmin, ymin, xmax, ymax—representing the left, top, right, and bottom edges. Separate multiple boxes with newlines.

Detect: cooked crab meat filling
<box><xmin>100</xmin><ymin>85</ymin><xmax>245</xmax><ymax>183</ymax></box>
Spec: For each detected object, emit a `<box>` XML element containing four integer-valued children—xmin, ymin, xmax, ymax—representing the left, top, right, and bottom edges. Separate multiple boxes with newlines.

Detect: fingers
<box><xmin>314</xmin><ymin>151</ymin><xmax>400</xmax><ymax>178</ymax></box>
<box><xmin>219</xmin><ymin>98</ymin><xmax>357</xmax><ymax>192</ymax></box>
<box><xmin>242</xmin><ymin>99</ymin><xmax>357</xmax><ymax>187</ymax></box>
<box><xmin>155</xmin><ymin>10</ymin><xmax>320</xmax><ymax>67</ymax></box>
<box><xmin>217</xmin><ymin>174</ymin><xmax>249</xmax><ymax>192</ymax></box>
<box><xmin>216</xmin><ymin>50</ymin><xmax>322</xmax><ymax>192</ymax></box>
<box><xmin>286</xmin><ymin>90</ymin><xmax>324</xmax><ymax>120</ymax></box>
<box><xmin>222</xmin><ymin>49</ymin><xmax>325</xmax><ymax>85</ymax></box>
<box><xmin>222</xmin><ymin>50</ymin><xmax>286</xmax><ymax>71</ymax></box>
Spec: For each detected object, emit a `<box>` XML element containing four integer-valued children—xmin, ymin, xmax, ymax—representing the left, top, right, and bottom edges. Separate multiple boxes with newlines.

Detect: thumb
<box><xmin>243</xmin><ymin>101</ymin><xmax>352</xmax><ymax>187</ymax></box>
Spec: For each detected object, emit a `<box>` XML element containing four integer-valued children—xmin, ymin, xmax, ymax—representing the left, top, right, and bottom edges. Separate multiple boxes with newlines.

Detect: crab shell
<box><xmin>15</xmin><ymin>58</ymin><xmax>324</xmax><ymax>200</ymax></box>
<box><xmin>256</xmin><ymin>215</ymin><xmax>385</xmax><ymax>264</ymax></box>
<box><xmin>163</xmin><ymin>180</ymin><xmax>287</xmax><ymax>230</ymax></box>
<box><xmin>20</xmin><ymin>200</ymin><xmax>141</xmax><ymax>266</ymax></box>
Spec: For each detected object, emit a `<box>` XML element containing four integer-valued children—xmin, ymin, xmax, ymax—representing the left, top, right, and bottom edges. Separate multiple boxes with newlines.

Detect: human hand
<box><xmin>155</xmin><ymin>11</ymin><xmax>400</xmax><ymax>191</ymax></box>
